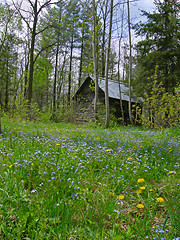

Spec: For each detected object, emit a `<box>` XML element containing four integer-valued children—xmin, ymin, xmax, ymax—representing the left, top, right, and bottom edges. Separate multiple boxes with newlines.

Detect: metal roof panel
<box><xmin>98</xmin><ymin>79</ymin><xmax>138</xmax><ymax>103</ymax></box>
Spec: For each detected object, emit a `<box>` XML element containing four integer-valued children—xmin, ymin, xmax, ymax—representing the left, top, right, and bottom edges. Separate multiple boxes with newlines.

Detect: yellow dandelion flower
<box><xmin>106</xmin><ymin>149</ymin><xmax>111</xmax><ymax>152</ymax></box>
<box><xmin>117</xmin><ymin>195</ymin><xmax>124</xmax><ymax>200</ymax></box>
<box><xmin>140</xmin><ymin>186</ymin><xmax>145</xmax><ymax>190</ymax></box>
<box><xmin>137</xmin><ymin>178</ymin><xmax>145</xmax><ymax>183</ymax></box>
<box><xmin>9</xmin><ymin>164</ymin><xmax>13</xmax><ymax>168</ymax></box>
<box><xmin>137</xmin><ymin>204</ymin><xmax>144</xmax><ymax>209</ymax></box>
<box><xmin>110</xmin><ymin>193</ymin><xmax>115</xmax><ymax>197</ymax></box>
<box><xmin>56</xmin><ymin>143</ymin><xmax>60</xmax><ymax>146</ymax></box>
<box><xmin>150</xmin><ymin>189</ymin><xmax>154</xmax><ymax>192</ymax></box>
<box><xmin>169</xmin><ymin>171</ymin><xmax>174</xmax><ymax>174</ymax></box>
<box><xmin>110</xmin><ymin>140</ymin><xmax>114</xmax><ymax>142</ymax></box>
<box><xmin>157</xmin><ymin>197</ymin><xmax>165</xmax><ymax>203</ymax></box>
<box><xmin>136</xmin><ymin>189</ymin><xmax>142</xmax><ymax>193</ymax></box>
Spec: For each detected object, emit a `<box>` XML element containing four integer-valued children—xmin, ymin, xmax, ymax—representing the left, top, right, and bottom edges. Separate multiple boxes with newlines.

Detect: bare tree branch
<box><xmin>12</xmin><ymin>0</ymin><xmax>32</xmax><ymax>31</ymax></box>
<box><xmin>26</xmin><ymin>0</ymin><xmax>34</xmax><ymax>9</ymax></box>
<box><xmin>37</xmin><ymin>0</ymin><xmax>51</xmax><ymax>15</ymax></box>
<box><xmin>0</xmin><ymin>10</ymin><xmax>14</xmax><ymax>52</ymax></box>
<box><xmin>18</xmin><ymin>8</ymin><xmax>33</xmax><ymax>15</ymax></box>
<box><xmin>114</xmin><ymin>0</ymin><xmax>140</xmax><ymax>9</ymax></box>
<box><xmin>36</xmin><ymin>25</ymin><xmax>52</xmax><ymax>36</ymax></box>
<box><xmin>33</xmin><ymin>42</ymin><xmax>56</xmax><ymax>63</ymax></box>
<box><xmin>37</xmin><ymin>0</ymin><xmax>62</xmax><ymax>15</ymax></box>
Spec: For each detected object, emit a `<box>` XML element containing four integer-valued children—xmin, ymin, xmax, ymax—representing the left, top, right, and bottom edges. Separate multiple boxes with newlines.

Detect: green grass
<box><xmin>0</xmin><ymin>117</ymin><xmax>179</xmax><ymax>239</ymax></box>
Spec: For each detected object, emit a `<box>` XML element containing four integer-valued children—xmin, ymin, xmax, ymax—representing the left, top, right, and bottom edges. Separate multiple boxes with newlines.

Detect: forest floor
<box><xmin>0</xmin><ymin>118</ymin><xmax>179</xmax><ymax>239</ymax></box>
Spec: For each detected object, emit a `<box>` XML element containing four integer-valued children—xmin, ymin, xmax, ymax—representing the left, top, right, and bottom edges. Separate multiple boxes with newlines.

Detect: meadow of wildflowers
<box><xmin>0</xmin><ymin>119</ymin><xmax>179</xmax><ymax>239</ymax></box>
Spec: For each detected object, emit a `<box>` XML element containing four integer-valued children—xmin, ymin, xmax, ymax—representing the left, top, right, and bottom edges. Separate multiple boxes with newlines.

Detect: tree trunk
<box><xmin>102</xmin><ymin>32</ymin><xmax>105</xmax><ymax>78</ymax></box>
<box><xmin>118</xmin><ymin>39</ymin><xmax>124</xmax><ymax>124</ymax></box>
<box><xmin>24</xmin><ymin>61</ymin><xmax>29</xmax><ymax>98</ymax></box>
<box><xmin>5</xmin><ymin>59</ymin><xmax>9</xmax><ymax>112</ymax></box>
<box><xmin>68</xmin><ymin>34</ymin><xmax>73</xmax><ymax>107</ymax></box>
<box><xmin>27</xmin><ymin>0</ymin><xmax>38</xmax><ymax>104</ymax></box>
<box><xmin>52</xmin><ymin>9</ymin><xmax>61</xmax><ymax>116</ymax></box>
<box><xmin>0</xmin><ymin>91</ymin><xmax>2</xmax><ymax>109</ymax></box>
<box><xmin>45</xmin><ymin>69</ymin><xmax>49</xmax><ymax>111</ymax></box>
<box><xmin>127</xmin><ymin>0</ymin><xmax>133</xmax><ymax>125</ymax></box>
<box><xmin>101</xmin><ymin>16</ymin><xmax>106</xmax><ymax>78</ymax></box>
<box><xmin>24</xmin><ymin>27</ymin><xmax>30</xmax><ymax>98</ymax></box>
<box><xmin>57</xmin><ymin>52</ymin><xmax>67</xmax><ymax>109</ymax></box>
<box><xmin>118</xmin><ymin>4</ymin><xmax>124</xmax><ymax>124</ymax></box>
<box><xmin>105</xmin><ymin>0</ymin><xmax>113</xmax><ymax>128</ymax></box>
<box><xmin>52</xmin><ymin>40</ymin><xmax>59</xmax><ymax>115</ymax></box>
<box><xmin>100</xmin><ymin>0</ymin><xmax>108</xmax><ymax>78</ymax></box>
<box><xmin>78</xmin><ymin>28</ymin><xmax>84</xmax><ymax>87</ymax></box>
<box><xmin>92</xmin><ymin>0</ymin><xmax>98</xmax><ymax>118</ymax></box>
<box><xmin>0</xmin><ymin>117</ymin><xmax>2</xmax><ymax>134</ymax></box>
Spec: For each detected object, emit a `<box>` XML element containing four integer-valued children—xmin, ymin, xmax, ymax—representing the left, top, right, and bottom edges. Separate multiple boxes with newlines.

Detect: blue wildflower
<box><xmin>113</xmin><ymin>209</ymin><xmax>120</xmax><ymax>213</ymax></box>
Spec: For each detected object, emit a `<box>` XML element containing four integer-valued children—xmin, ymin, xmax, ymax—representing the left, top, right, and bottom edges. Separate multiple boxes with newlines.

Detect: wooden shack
<box><xmin>73</xmin><ymin>76</ymin><xmax>143</xmax><ymax>123</ymax></box>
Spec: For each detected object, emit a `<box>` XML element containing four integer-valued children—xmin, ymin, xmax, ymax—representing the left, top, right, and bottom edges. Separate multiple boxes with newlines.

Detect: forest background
<box><xmin>0</xmin><ymin>0</ymin><xmax>179</xmax><ymax>128</ymax></box>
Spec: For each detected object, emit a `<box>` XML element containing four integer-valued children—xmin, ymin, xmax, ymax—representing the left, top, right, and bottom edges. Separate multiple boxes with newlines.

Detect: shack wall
<box><xmin>73</xmin><ymin>77</ymin><xmax>141</xmax><ymax>124</ymax></box>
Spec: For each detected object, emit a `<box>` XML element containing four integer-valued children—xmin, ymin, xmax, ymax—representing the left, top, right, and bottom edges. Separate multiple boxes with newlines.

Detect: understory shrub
<box><xmin>142</xmin><ymin>81</ymin><xmax>180</xmax><ymax>129</ymax></box>
<box><xmin>12</xmin><ymin>97</ymin><xmax>40</xmax><ymax>121</ymax></box>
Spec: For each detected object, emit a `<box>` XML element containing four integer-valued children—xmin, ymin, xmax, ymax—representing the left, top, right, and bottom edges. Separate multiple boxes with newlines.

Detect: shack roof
<box><xmin>74</xmin><ymin>77</ymin><xmax>143</xmax><ymax>103</ymax></box>
<box><xmin>98</xmin><ymin>78</ymin><xmax>138</xmax><ymax>102</ymax></box>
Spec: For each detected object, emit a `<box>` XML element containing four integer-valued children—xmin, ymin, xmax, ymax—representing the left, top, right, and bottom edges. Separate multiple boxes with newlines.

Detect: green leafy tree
<box><xmin>65</xmin><ymin>0</ymin><xmax>81</xmax><ymax>107</ymax></box>
<box><xmin>40</xmin><ymin>1</ymin><xmax>68</xmax><ymax>118</ymax></box>
<box><xmin>0</xmin><ymin>33</ymin><xmax>20</xmax><ymax>112</ymax></box>
<box><xmin>12</xmin><ymin>0</ymin><xmax>60</xmax><ymax>105</ymax></box>
<box><xmin>0</xmin><ymin>2</ymin><xmax>22</xmax><ymax>111</ymax></box>
<box><xmin>134</xmin><ymin>0</ymin><xmax>180</xmax><ymax>95</ymax></box>
<box><xmin>33</xmin><ymin>57</ymin><xmax>53</xmax><ymax>110</ymax></box>
<box><xmin>78</xmin><ymin>1</ymin><xmax>92</xmax><ymax>87</ymax></box>
<box><xmin>0</xmin><ymin>2</ymin><xmax>21</xmax><ymax>52</ymax></box>
<box><xmin>142</xmin><ymin>66</ymin><xmax>180</xmax><ymax>128</ymax></box>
